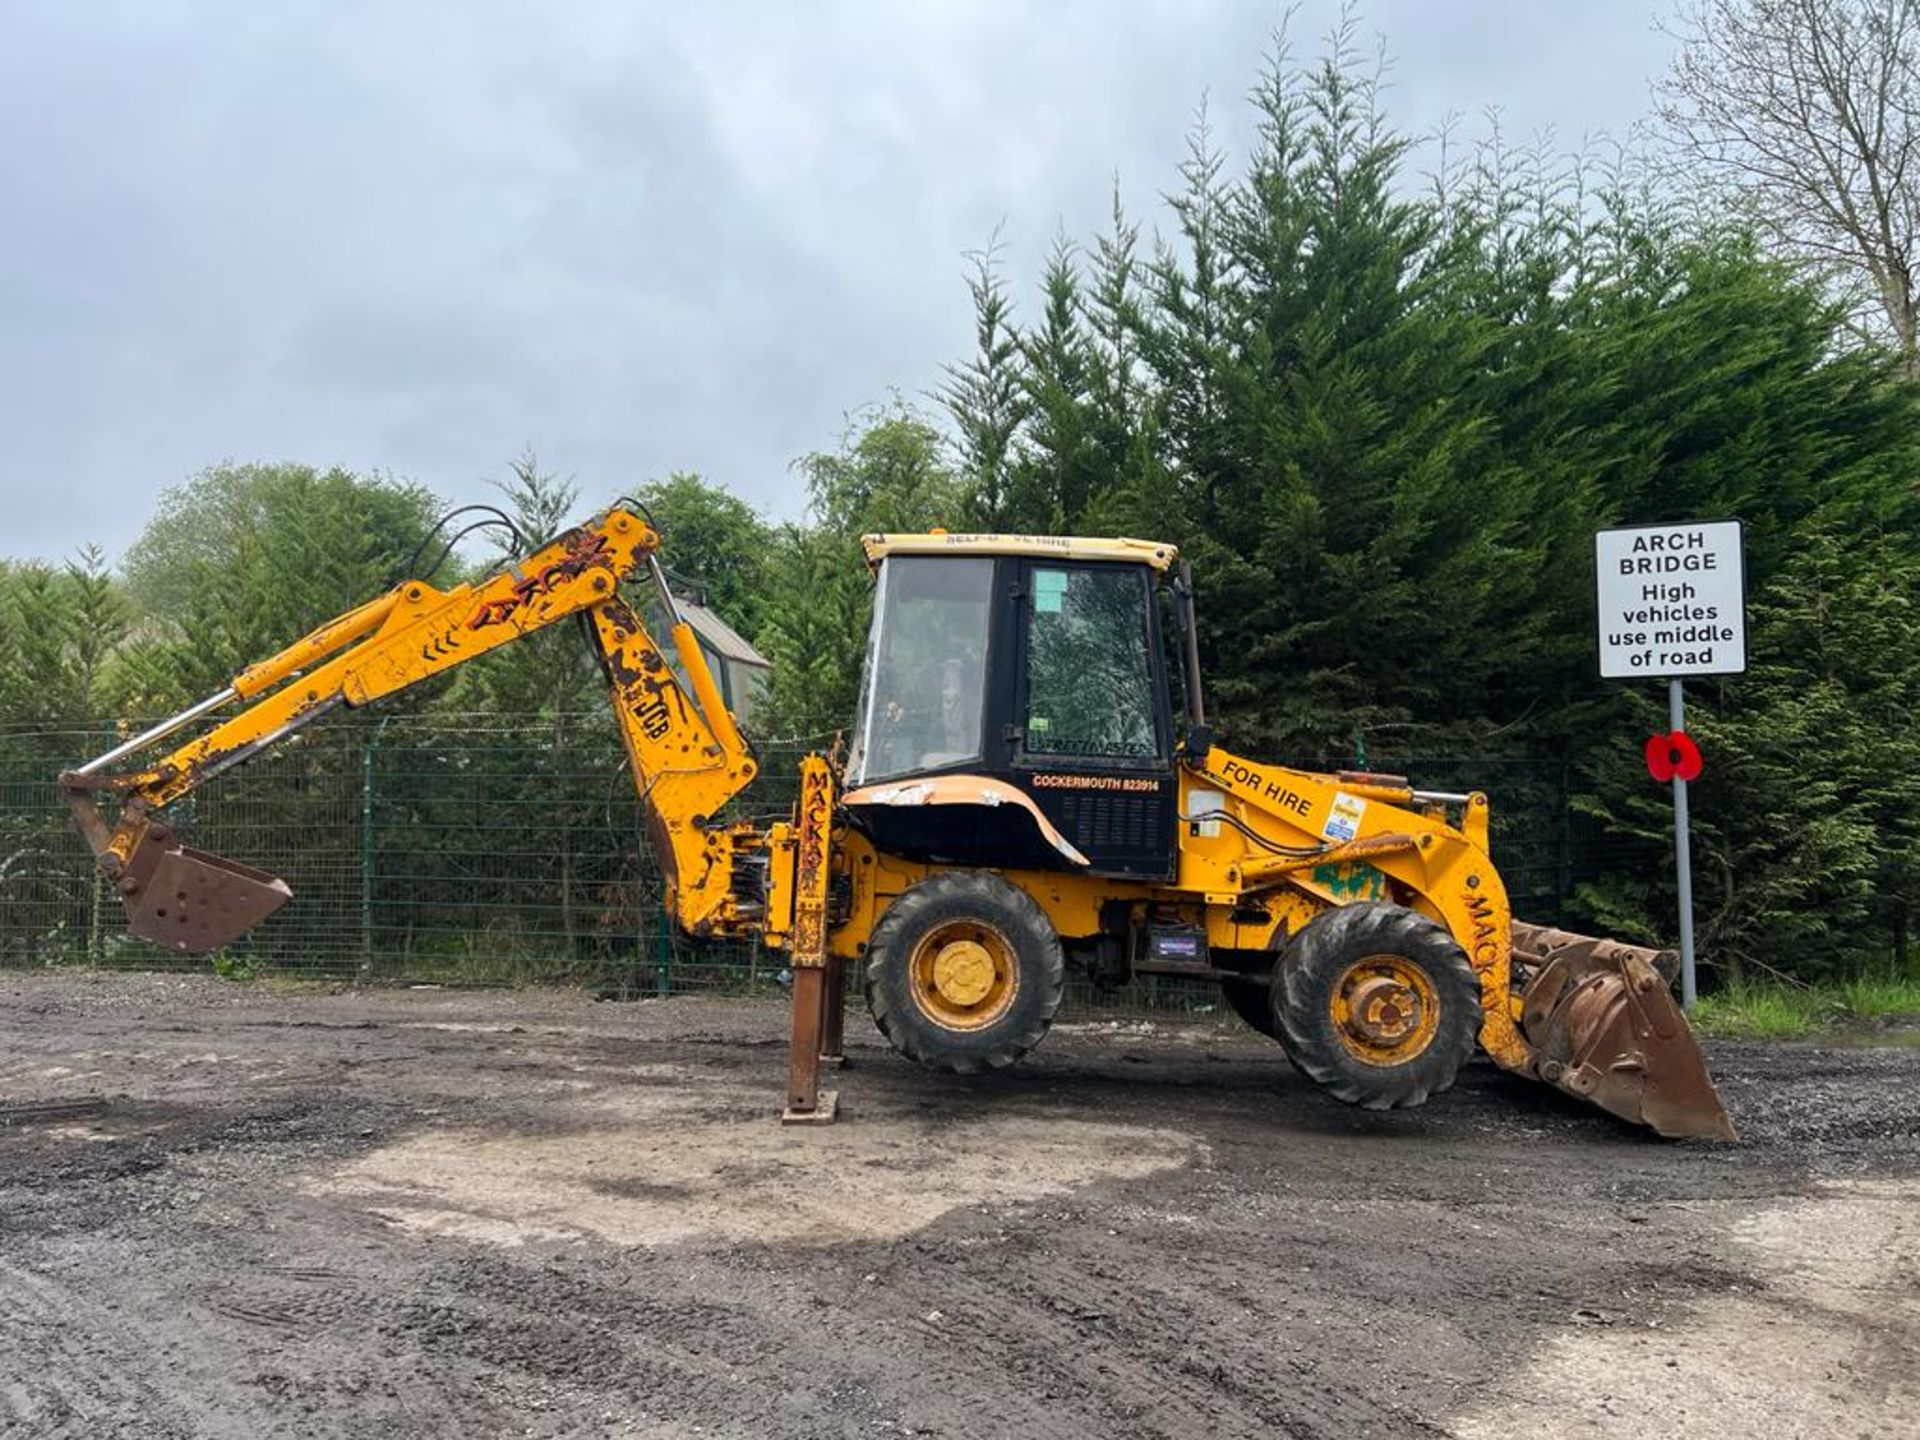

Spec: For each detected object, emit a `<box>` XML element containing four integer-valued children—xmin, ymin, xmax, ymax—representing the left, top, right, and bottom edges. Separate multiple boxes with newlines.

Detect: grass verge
<box><xmin>1691</xmin><ymin>973</ymin><xmax>1920</xmax><ymax>1040</ymax></box>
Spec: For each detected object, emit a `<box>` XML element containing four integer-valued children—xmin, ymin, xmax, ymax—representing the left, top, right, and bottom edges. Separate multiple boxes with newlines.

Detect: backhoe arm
<box><xmin>62</xmin><ymin>506</ymin><xmax>758</xmax><ymax>953</ymax></box>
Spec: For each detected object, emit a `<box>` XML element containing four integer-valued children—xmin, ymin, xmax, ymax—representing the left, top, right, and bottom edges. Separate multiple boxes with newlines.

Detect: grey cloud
<box><xmin>0</xmin><ymin>1</ymin><xmax>1675</xmax><ymax>561</ymax></box>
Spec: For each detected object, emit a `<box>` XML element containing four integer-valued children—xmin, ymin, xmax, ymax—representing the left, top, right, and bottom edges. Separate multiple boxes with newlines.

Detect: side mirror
<box><xmin>1183</xmin><ymin>723</ymin><xmax>1214</xmax><ymax>764</ymax></box>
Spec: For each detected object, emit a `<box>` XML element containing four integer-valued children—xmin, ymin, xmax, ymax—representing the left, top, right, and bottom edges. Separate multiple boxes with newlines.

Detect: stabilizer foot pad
<box><xmin>781</xmin><ymin>1090</ymin><xmax>840</xmax><ymax>1126</ymax></box>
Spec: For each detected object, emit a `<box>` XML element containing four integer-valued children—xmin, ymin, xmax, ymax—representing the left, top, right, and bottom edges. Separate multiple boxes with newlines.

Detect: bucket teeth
<box><xmin>1513</xmin><ymin>921</ymin><xmax>1736</xmax><ymax>1141</ymax></box>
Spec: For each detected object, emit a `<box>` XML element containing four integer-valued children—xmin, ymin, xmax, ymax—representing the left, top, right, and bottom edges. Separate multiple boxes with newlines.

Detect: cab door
<box><xmin>1009</xmin><ymin>559</ymin><xmax>1177</xmax><ymax>879</ymax></box>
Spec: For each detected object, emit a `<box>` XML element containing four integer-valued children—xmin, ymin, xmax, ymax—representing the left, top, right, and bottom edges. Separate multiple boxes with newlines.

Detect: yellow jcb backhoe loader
<box><xmin>59</xmin><ymin>504</ymin><xmax>1735</xmax><ymax>1140</ymax></box>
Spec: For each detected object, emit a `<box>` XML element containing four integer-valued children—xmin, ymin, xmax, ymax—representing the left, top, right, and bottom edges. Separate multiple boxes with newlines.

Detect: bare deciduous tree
<box><xmin>1658</xmin><ymin>0</ymin><xmax>1920</xmax><ymax>365</ymax></box>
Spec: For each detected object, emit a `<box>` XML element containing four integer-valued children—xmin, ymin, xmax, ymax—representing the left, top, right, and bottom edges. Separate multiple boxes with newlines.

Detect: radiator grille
<box><xmin>1058</xmin><ymin>792</ymin><xmax>1164</xmax><ymax>851</ymax></box>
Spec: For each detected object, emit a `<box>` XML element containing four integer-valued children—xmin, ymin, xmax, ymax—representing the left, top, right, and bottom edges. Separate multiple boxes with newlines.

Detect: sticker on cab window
<box><xmin>1034</xmin><ymin>568</ymin><xmax>1067</xmax><ymax>614</ymax></box>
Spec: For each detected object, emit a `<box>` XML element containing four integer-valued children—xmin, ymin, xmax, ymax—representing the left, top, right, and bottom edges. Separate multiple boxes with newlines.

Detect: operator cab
<box><xmin>842</xmin><ymin>533</ymin><xmax>1195</xmax><ymax>879</ymax></box>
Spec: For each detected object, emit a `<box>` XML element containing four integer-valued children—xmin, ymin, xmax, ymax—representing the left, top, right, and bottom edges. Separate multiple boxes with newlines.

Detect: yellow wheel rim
<box><xmin>1328</xmin><ymin>954</ymin><xmax>1440</xmax><ymax>1065</ymax></box>
<box><xmin>908</xmin><ymin>921</ymin><xmax>1020</xmax><ymax>1031</ymax></box>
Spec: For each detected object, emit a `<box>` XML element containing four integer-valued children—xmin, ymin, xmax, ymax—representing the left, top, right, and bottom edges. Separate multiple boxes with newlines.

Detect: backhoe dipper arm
<box><xmin>61</xmin><ymin>506</ymin><xmax>758</xmax><ymax>953</ymax></box>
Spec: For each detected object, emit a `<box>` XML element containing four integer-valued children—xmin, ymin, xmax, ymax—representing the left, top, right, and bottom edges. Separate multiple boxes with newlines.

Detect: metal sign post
<box><xmin>1668</xmin><ymin>679</ymin><xmax>1696</xmax><ymax>1010</ymax></box>
<box><xmin>1594</xmin><ymin>519</ymin><xmax>1746</xmax><ymax>1011</ymax></box>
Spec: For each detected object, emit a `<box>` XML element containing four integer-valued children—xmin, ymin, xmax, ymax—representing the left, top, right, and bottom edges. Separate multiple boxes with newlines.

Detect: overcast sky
<box><xmin>0</xmin><ymin>2</ymin><xmax>1675</xmax><ymax>562</ymax></box>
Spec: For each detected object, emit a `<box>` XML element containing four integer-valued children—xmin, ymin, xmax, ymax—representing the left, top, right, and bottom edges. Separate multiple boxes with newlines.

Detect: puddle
<box><xmin>1818</xmin><ymin>1024</ymin><xmax>1920</xmax><ymax>1049</ymax></box>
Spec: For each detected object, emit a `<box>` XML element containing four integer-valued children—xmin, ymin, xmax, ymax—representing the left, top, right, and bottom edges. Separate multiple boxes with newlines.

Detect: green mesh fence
<box><xmin>0</xmin><ymin>717</ymin><xmax>1599</xmax><ymax>1010</ymax></box>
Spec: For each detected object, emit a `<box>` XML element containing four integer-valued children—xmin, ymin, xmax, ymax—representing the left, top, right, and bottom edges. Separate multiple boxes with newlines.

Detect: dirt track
<box><xmin>1</xmin><ymin>972</ymin><xmax>1915</xmax><ymax>1439</ymax></box>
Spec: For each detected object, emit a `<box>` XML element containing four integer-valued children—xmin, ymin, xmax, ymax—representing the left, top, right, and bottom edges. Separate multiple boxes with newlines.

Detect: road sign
<box><xmin>1595</xmin><ymin>518</ymin><xmax>1746</xmax><ymax>1013</ymax></box>
<box><xmin>1594</xmin><ymin>519</ymin><xmax>1746</xmax><ymax>679</ymax></box>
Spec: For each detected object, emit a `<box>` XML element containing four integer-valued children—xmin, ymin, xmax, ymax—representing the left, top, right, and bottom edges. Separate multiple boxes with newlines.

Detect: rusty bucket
<box><xmin>114</xmin><ymin>826</ymin><xmax>292</xmax><ymax>956</ymax></box>
<box><xmin>1513</xmin><ymin>922</ymin><xmax>1736</xmax><ymax>1141</ymax></box>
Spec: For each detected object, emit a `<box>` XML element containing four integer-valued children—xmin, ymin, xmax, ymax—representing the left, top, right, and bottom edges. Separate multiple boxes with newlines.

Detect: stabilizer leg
<box><xmin>782</xmin><ymin>964</ymin><xmax>837</xmax><ymax>1124</ymax></box>
<box><xmin>820</xmin><ymin>954</ymin><xmax>847</xmax><ymax>1070</ymax></box>
<box><xmin>779</xmin><ymin>754</ymin><xmax>839</xmax><ymax>1124</ymax></box>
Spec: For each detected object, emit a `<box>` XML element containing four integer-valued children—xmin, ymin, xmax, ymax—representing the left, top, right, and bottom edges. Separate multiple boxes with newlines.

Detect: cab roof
<box><xmin>859</xmin><ymin>532</ymin><xmax>1177</xmax><ymax>571</ymax></box>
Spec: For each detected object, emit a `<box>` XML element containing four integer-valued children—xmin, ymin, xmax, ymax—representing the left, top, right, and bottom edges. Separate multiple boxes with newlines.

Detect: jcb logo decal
<box><xmin>635</xmin><ymin>695</ymin><xmax>672</xmax><ymax>741</ymax></box>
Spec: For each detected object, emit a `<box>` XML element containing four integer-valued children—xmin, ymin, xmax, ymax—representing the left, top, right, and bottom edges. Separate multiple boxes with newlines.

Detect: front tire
<box><xmin>866</xmin><ymin>871</ymin><xmax>1065</xmax><ymax>1074</ymax></box>
<box><xmin>1275</xmin><ymin>902</ymin><xmax>1480</xmax><ymax>1110</ymax></box>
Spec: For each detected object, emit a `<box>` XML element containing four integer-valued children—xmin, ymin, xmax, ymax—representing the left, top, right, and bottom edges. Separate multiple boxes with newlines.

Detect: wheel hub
<box><xmin>1344</xmin><ymin>973</ymin><xmax>1421</xmax><ymax>1045</ymax></box>
<box><xmin>932</xmin><ymin>939</ymin><xmax>996</xmax><ymax>1007</ymax></box>
<box><xmin>1329</xmin><ymin>954</ymin><xmax>1440</xmax><ymax>1064</ymax></box>
<box><xmin>907</xmin><ymin>921</ymin><xmax>1020</xmax><ymax>1031</ymax></box>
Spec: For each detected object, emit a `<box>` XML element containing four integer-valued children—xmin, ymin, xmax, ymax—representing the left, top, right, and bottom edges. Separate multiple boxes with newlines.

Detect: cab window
<box><xmin>848</xmin><ymin>556</ymin><xmax>994</xmax><ymax>784</ymax></box>
<box><xmin>1024</xmin><ymin>565</ymin><xmax>1160</xmax><ymax>760</ymax></box>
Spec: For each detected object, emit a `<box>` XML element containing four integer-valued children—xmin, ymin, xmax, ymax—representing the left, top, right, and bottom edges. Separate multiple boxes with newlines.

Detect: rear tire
<box><xmin>1275</xmin><ymin>902</ymin><xmax>1480</xmax><ymax>1110</ymax></box>
<box><xmin>1219</xmin><ymin>976</ymin><xmax>1279</xmax><ymax>1039</ymax></box>
<box><xmin>865</xmin><ymin>871</ymin><xmax>1065</xmax><ymax>1074</ymax></box>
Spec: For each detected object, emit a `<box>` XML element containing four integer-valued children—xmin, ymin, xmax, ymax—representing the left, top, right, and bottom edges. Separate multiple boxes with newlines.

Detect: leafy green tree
<box><xmin>756</xmin><ymin>407</ymin><xmax>960</xmax><ymax>737</ymax></box>
<box><xmin>1008</xmin><ymin>238</ymin><xmax>1106</xmax><ymax>532</ymax></box>
<box><xmin>1137</xmin><ymin>29</ymin><xmax>1552</xmax><ymax>757</ymax></box>
<box><xmin>753</xmin><ymin>525</ymin><xmax>872</xmax><ymax>739</ymax></box>
<box><xmin>438</xmin><ymin>452</ymin><xmax>611</xmax><ymax>944</ymax></box>
<box><xmin>919</xmin><ymin>12</ymin><xmax>1920</xmax><ymax>982</ymax></box>
<box><xmin>0</xmin><ymin>548</ymin><xmax>127</xmax><ymax>724</ymax></box>
<box><xmin>0</xmin><ymin>561</ymin><xmax>18</xmax><ymax>721</ymax></box>
<box><xmin>943</xmin><ymin>238</ymin><xmax>1029</xmax><ymax>531</ymax></box>
<box><xmin>798</xmin><ymin>403</ymin><xmax>962</xmax><ymax>537</ymax></box>
<box><xmin>630</xmin><ymin>471</ymin><xmax>773</xmax><ymax>639</ymax></box>
<box><xmin>118</xmin><ymin>462</ymin><xmax>438</xmax><ymax>703</ymax></box>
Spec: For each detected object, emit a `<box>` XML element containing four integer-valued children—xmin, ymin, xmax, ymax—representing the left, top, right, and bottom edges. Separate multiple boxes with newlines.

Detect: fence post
<box><xmin>360</xmin><ymin>716</ymin><xmax>388</xmax><ymax>973</ymax></box>
<box><xmin>89</xmin><ymin>865</ymin><xmax>105</xmax><ymax>967</ymax></box>
<box><xmin>85</xmin><ymin>721</ymin><xmax>110</xmax><ymax>966</ymax></box>
<box><xmin>654</xmin><ymin>891</ymin><xmax>672</xmax><ymax>997</ymax></box>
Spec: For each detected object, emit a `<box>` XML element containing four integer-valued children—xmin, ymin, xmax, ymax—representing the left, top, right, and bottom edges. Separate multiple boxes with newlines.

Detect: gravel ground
<box><xmin>1</xmin><ymin>971</ymin><xmax>1915</xmax><ymax>1439</ymax></box>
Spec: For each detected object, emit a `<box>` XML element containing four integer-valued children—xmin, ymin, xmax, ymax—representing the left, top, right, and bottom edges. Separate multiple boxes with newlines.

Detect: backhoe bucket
<box><xmin>116</xmin><ymin>828</ymin><xmax>291</xmax><ymax>956</ymax></box>
<box><xmin>1513</xmin><ymin>923</ymin><xmax>1736</xmax><ymax>1141</ymax></box>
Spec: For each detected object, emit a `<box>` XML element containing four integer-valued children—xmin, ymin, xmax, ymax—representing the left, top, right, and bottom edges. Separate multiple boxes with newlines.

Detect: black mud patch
<box><xmin>0</xmin><ymin>971</ymin><xmax>1915</xmax><ymax>1438</ymax></box>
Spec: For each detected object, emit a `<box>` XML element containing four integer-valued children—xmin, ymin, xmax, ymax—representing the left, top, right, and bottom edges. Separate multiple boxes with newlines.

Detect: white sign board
<box><xmin>1594</xmin><ymin>520</ymin><xmax>1746</xmax><ymax>679</ymax></box>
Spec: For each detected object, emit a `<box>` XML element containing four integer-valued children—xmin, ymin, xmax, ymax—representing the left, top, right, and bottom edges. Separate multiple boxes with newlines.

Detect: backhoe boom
<box><xmin>61</xmin><ymin>507</ymin><xmax>763</xmax><ymax>950</ymax></box>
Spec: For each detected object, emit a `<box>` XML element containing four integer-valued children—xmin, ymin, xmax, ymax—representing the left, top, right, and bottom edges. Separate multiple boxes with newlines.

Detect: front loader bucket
<box><xmin>116</xmin><ymin>828</ymin><xmax>291</xmax><ymax>956</ymax></box>
<box><xmin>1513</xmin><ymin>923</ymin><xmax>1736</xmax><ymax>1141</ymax></box>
